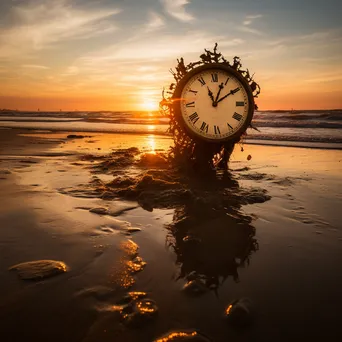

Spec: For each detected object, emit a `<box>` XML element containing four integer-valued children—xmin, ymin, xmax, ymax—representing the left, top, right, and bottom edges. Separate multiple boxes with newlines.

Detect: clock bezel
<box><xmin>172</xmin><ymin>63</ymin><xmax>255</xmax><ymax>143</ymax></box>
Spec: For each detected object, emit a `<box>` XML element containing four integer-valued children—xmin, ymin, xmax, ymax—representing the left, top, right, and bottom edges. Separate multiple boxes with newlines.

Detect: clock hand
<box><xmin>214</xmin><ymin>82</ymin><xmax>224</xmax><ymax>104</ymax></box>
<box><xmin>216</xmin><ymin>87</ymin><xmax>240</xmax><ymax>104</ymax></box>
<box><xmin>207</xmin><ymin>86</ymin><xmax>215</xmax><ymax>104</ymax></box>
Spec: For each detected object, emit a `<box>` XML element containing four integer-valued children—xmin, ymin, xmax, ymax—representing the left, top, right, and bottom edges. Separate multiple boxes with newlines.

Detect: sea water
<box><xmin>1</xmin><ymin>109</ymin><xmax>342</xmax><ymax>149</ymax></box>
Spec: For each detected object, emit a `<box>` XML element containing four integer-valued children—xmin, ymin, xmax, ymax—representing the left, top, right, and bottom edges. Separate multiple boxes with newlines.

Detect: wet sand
<box><xmin>0</xmin><ymin>128</ymin><xmax>342</xmax><ymax>342</ymax></box>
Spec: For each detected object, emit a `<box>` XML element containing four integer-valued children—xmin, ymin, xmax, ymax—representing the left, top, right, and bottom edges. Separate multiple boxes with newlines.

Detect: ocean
<box><xmin>1</xmin><ymin>109</ymin><xmax>342</xmax><ymax>149</ymax></box>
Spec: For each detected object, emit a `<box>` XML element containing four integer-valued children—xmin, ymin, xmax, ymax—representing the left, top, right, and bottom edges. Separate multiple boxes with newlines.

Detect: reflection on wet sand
<box><xmin>58</xmin><ymin>147</ymin><xmax>271</xmax><ymax>340</ymax></box>
<box><xmin>70</xmin><ymin>149</ymin><xmax>270</xmax><ymax>294</ymax></box>
<box><xmin>168</xmin><ymin>201</ymin><xmax>258</xmax><ymax>292</ymax></box>
<box><xmin>162</xmin><ymin>171</ymin><xmax>261</xmax><ymax>294</ymax></box>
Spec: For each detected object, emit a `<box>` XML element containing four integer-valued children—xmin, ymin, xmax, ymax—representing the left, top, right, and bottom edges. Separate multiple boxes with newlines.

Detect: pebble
<box><xmin>89</xmin><ymin>207</ymin><xmax>109</xmax><ymax>215</ymax></box>
<box><xmin>154</xmin><ymin>330</ymin><xmax>211</xmax><ymax>341</ymax></box>
<box><xmin>224</xmin><ymin>297</ymin><xmax>254</xmax><ymax>327</ymax></box>
<box><xmin>115</xmin><ymin>291</ymin><xmax>158</xmax><ymax>327</ymax></box>
<box><xmin>9</xmin><ymin>260</ymin><xmax>68</xmax><ymax>280</ymax></box>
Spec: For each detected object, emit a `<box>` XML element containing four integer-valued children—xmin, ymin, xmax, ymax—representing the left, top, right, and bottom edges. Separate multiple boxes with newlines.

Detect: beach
<box><xmin>0</xmin><ymin>125</ymin><xmax>342</xmax><ymax>342</ymax></box>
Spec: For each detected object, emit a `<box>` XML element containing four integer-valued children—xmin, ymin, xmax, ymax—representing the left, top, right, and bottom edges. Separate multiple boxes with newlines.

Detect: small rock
<box><xmin>114</xmin><ymin>292</ymin><xmax>158</xmax><ymax>327</ymax></box>
<box><xmin>75</xmin><ymin>286</ymin><xmax>115</xmax><ymax>300</ymax></box>
<box><xmin>183</xmin><ymin>235</ymin><xmax>201</xmax><ymax>244</ymax></box>
<box><xmin>9</xmin><ymin>260</ymin><xmax>68</xmax><ymax>280</ymax></box>
<box><xmin>99</xmin><ymin>226</ymin><xmax>115</xmax><ymax>233</ymax></box>
<box><xmin>182</xmin><ymin>279</ymin><xmax>207</xmax><ymax>296</ymax></box>
<box><xmin>224</xmin><ymin>297</ymin><xmax>254</xmax><ymax>327</ymax></box>
<box><xmin>124</xmin><ymin>298</ymin><xmax>158</xmax><ymax>327</ymax></box>
<box><xmin>154</xmin><ymin>330</ymin><xmax>211</xmax><ymax>341</ymax></box>
<box><xmin>127</xmin><ymin>227</ymin><xmax>142</xmax><ymax>233</ymax></box>
<box><xmin>89</xmin><ymin>207</ymin><xmax>109</xmax><ymax>215</ymax></box>
<box><xmin>67</xmin><ymin>134</ymin><xmax>86</xmax><ymax>139</ymax></box>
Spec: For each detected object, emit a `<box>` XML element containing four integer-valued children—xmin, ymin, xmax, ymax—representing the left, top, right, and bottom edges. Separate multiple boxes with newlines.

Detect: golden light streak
<box><xmin>147</xmin><ymin>134</ymin><xmax>156</xmax><ymax>154</ymax></box>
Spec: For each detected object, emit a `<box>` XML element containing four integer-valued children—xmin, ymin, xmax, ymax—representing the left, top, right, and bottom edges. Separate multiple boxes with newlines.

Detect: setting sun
<box><xmin>141</xmin><ymin>100</ymin><xmax>159</xmax><ymax>111</ymax></box>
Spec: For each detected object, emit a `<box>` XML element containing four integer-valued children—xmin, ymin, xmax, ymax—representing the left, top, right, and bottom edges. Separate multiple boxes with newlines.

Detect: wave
<box><xmin>253</xmin><ymin>120</ymin><xmax>342</xmax><ymax>129</ymax></box>
<box><xmin>1</xmin><ymin>109</ymin><xmax>342</xmax><ymax>149</ymax></box>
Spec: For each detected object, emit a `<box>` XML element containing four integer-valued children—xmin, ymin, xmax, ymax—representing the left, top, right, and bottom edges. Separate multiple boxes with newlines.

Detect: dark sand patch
<box><xmin>9</xmin><ymin>260</ymin><xmax>68</xmax><ymax>280</ymax></box>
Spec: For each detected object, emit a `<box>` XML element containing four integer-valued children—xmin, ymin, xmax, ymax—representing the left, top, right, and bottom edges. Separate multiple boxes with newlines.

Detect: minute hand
<box><xmin>216</xmin><ymin>87</ymin><xmax>240</xmax><ymax>104</ymax></box>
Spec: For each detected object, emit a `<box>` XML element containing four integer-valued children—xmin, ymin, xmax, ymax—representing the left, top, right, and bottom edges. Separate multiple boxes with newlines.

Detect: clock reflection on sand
<box><xmin>165</xmin><ymin>172</ymin><xmax>262</xmax><ymax>293</ymax></box>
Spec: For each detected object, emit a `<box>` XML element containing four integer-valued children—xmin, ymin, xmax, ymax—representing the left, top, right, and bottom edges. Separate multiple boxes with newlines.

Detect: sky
<box><xmin>0</xmin><ymin>0</ymin><xmax>341</xmax><ymax>111</ymax></box>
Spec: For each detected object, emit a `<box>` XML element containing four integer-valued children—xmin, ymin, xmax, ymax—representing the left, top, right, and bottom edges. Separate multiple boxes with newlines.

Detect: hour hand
<box><xmin>207</xmin><ymin>86</ymin><xmax>215</xmax><ymax>103</ymax></box>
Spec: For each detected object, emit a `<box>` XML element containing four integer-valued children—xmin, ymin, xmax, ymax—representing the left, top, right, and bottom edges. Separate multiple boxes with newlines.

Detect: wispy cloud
<box><xmin>146</xmin><ymin>12</ymin><xmax>165</xmax><ymax>31</ymax></box>
<box><xmin>243</xmin><ymin>14</ymin><xmax>263</xmax><ymax>25</ymax></box>
<box><xmin>239</xmin><ymin>14</ymin><xmax>263</xmax><ymax>35</ymax></box>
<box><xmin>78</xmin><ymin>31</ymin><xmax>238</xmax><ymax>65</ymax></box>
<box><xmin>160</xmin><ymin>0</ymin><xmax>194</xmax><ymax>22</ymax></box>
<box><xmin>21</xmin><ymin>64</ymin><xmax>50</xmax><ymax>70</ymax></box>
<box><xmin>0</xmin><ymin>0</ymin><xmax>121</xmax><ymax>58</ymax></box>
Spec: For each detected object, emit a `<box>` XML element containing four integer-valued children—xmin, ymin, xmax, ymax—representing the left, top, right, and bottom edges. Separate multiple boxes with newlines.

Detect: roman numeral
<box><xmin>232</xmin><ymin>87</ymin><xmax>240</xmax><ymax>94</ymax></box>
<box><xmin>211</xmin><ymin>73</ymin><xmax>218</xmax><ymax>82</ymax></box>
<box><xmin>186</xmin><ymin>102</ymin><xmax>195</xmax><ymax>107</ymax></box>
<box><xmin>227</xmin><ymin>123</ymin><xmax>233</xmax><ymax>130</ymax></box>
<box><xmin>189</xmin><ymin>112</ymin><xmax>199</xmax><ymax>124</ymax></box>
<box><xmin>236</xmin><ymin>101</ymin><xmax>244</xmax><ymax>106</ymax></box>
<box><xmin>233</xmin><ymin>112</ymin><xmax>243</xmax><ymax>121</ymax></box>
<box><xmin>198</xmin><ymin>77</ymin><xmax>206</xmax><ymax>86</ymax></box>
<box><xmin>225</xmin><ymin>77</ymin><xmax>230</xmax><ymax>85</ymax></box>
<box><xmin>189</xmin><ymin>89</ymin><xmax>198</xmax><ymax>94</ymax></box>
<box><xmin>214</xmin><ymin>125</ymin><xmax>221</xmax><ymax>135</ymax></box>
<box><xmin>200</xmin><ymin>121</ymin><xmax>209</xmax><ymax>133</ymax></box>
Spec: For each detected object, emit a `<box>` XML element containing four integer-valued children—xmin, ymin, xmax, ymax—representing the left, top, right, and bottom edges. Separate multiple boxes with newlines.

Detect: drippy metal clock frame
<box><xmin>160</xmin><ymin>43</ymin><xmax>261</xmax><ymax>146</ymax></box>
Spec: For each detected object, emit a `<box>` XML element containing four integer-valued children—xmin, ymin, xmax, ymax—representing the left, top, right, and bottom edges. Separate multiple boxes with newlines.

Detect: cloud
<box><xmin>146</xmin><ymin>12</ymin><xmax>165</xmax><ymax>31</ymax></box>
<box><xmin>238</xmin><ymin>26</ymin><xmax>263</xmax><ymax>36</ymax></box>
<box><xmin>21</xmin><ymin>64</ymin><xmax>49</xmax><ymax>70</ymax></box>
<box><xmin>79</xmin><ymin>31</ymin><xmax>242</xmax><ymax>65</ymax></box>
<box><xmin>160</xmin><ymin>0</ymin><xmax>194</xmax><ymax>22</ymax></box>
<box><xmin>246</xmin><ymin>14</ymin><xmax>263</xmax><ymax>20</ymax></box>
<box><xmin>61</xmin><ymin>66</ymin><xmax>80</xmax><ymax>76</ymax></box>
<box><xmin>239</xmin><ymin>13</ymin><xmax>263</xmax><ymax>35</ymax></box>
<box><xmin>0</xmin><ymin>0</ymin><xmax>121</xmax><ymax>58</ymax></box>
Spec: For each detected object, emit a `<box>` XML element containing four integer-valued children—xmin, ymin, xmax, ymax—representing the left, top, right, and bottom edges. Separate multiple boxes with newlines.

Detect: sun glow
<box><xmin>141</xmin><ymin>100</ymin><xmax>158</xmax><ymax>111</ymax></box>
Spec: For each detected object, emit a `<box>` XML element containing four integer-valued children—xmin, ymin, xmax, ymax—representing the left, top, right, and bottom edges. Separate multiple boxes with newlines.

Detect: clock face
<box><xmin>177</xmin><ymin>65</ymin><xmax>253</xmax><ymax>142</ymax></box>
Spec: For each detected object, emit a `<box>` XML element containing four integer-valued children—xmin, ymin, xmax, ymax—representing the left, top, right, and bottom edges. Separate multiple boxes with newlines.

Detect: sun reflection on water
<box><xmin>147</xmin><ymin>134</ymin><xmax>156</xmax><ymax>154</ymax></box>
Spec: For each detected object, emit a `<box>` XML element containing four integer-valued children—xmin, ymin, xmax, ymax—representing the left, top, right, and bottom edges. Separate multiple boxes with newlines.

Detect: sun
<box><xmin>141</xmin><ymin>100</ymin><xmax>158</xmax><ymax>111</ymax></box>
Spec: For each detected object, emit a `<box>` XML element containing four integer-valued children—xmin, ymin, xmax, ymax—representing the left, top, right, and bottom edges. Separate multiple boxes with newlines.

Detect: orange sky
<box><xmin>0</xmin><ymin>0</ymin><xmax>341</xmax><ymax>111</ymax></box>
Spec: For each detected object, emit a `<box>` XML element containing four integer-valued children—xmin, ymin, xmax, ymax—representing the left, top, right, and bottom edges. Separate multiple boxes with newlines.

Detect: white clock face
<box><xmin>180</xmin><ymin>68</ymin><xmax>250</xmax><ymax>141</ymax></box>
